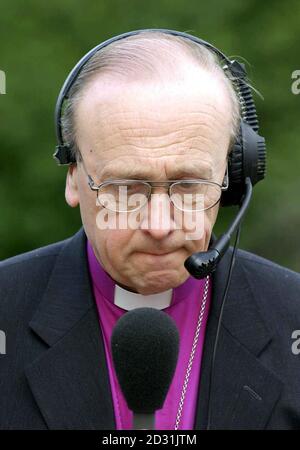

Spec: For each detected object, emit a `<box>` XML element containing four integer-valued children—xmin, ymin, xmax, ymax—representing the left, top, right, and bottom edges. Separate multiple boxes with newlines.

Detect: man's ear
<box><xmin>65</xmin><ymin>163</ymin><xmax>79</xmax><ymax>207</ymax></box>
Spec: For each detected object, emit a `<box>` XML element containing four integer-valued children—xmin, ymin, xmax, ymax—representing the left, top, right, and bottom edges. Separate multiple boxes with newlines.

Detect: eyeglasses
<box><xmin>79</xmin><ymin>159</ymin><xmax>229</xmax><ymax>213</ymax></box>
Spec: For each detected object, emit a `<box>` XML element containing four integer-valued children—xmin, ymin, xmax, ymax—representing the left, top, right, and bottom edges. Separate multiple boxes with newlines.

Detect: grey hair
<box><xmin>61</xmin><ymin>31</ymin><xmax>241</xmax><ymax>162</ymax></box>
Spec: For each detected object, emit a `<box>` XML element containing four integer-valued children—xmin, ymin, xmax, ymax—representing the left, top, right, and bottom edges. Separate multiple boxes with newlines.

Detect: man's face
<box><xmin>65</xmin><ymin>68</ymin><xmax>232</xmax><ymax>294</ymax></box>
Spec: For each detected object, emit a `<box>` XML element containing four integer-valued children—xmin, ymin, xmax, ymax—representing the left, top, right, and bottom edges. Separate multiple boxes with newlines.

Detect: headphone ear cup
<box><xmin>220</xmin><ymin>121</ymin><xmax>267</xmax><ymax>207</ymax></box>
<box><xmin>220</xmin><ymin>128</ymin><xmax>245</xmax><ymax>207</ymax></box>
<box><xmin>241</xmin><ymin>121</ymin><xmax>267</xmax><ymax>185</ymax></box>
<box><xmin>53</xmin><ymin>145</ymin><xmax>76</xmax><ymax>165</ymax></box>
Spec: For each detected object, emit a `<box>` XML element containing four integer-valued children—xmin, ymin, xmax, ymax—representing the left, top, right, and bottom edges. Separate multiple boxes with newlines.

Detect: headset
<box><xmin>53</xmin><ymin>29</ymin><xmax>267</xmax><ymax>429</ymax></box>
<box><xmin>53</xmin><ymin>28</ymin><xmax>266</xmax><ymax>279</ymax></box>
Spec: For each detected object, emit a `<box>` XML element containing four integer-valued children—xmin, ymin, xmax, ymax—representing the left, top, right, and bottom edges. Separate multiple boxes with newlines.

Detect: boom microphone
<box><xmin>111</xmin><ymin>307</ymin><xmax>179</xmax><ymax>430</ymax></box>
<box><xmin>184</xmin><ymin>177</ymin><xmax>253</xmax><ymax>279</ymax></box>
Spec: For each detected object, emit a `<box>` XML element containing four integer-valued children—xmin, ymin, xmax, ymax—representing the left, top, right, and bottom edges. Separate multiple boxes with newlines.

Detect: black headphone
<box><xmin>54</xmin><ymin>28</ymin><xmax>266</xmax><ymax>209</ymax></box>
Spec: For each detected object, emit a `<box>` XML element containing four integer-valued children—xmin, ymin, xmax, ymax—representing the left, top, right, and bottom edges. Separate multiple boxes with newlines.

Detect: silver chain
<box><xmin>174</xmin><ymin>275</ymin><xmax>210</xmax><ymax>430</ymax></box>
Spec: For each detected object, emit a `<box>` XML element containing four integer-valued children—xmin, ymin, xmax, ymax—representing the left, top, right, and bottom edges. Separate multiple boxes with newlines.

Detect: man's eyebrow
<box><xmin>99</xmin><ymin>163</ymin><xmax>213</xmax><ymax>180</ymax></box>
<box><xmin>99</xmin><ymin>166</ymin><xmax>153</xmax><ymax>180</ymax></box>
<box><xmin>168</xmin><ymin>164</ymin><xmax>213</xmax><ymax>180</ymax></box>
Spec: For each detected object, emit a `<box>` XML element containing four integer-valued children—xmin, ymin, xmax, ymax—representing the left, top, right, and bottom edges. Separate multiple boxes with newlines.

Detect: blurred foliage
<box><xmin>0</xmin><ymin>0</ymin><xmax>299</xmax><ymax>271</ymax></box>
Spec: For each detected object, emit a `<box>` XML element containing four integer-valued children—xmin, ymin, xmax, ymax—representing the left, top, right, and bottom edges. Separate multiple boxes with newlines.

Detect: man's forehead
<box><xmin>77</xmin><ymin>72</ymin><xmax>232</xmax><ymax>175</ymax></box>
<box><xmin>77</xmin><ymin>68</ymin><xmax>232</xmax><ymax>126</ymax></box>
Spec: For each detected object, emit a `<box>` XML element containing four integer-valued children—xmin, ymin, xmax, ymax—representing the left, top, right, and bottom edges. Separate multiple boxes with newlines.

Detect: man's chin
<box><xmin>131</xmin><ymin>269</ymin><xmax>189</xmax><ymax>295</ymax></box>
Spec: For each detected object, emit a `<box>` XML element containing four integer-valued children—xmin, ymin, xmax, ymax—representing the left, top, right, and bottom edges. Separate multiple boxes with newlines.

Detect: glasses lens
<box><xmin>170</xmin><ymin>181</ymin><xmax>222</xmax><ymax>211</ymax></box>
<box><xmin>97</xmin><ymin>182</ymin><xmax>150</xmax><ymax>212</ymax></box>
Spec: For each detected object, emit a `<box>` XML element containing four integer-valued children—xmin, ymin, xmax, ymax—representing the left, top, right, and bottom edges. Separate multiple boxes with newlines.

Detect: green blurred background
<box><xmin>0</xmin><ymin>0</ymin><xmax>299</xmax><ymax>271</ymax></box>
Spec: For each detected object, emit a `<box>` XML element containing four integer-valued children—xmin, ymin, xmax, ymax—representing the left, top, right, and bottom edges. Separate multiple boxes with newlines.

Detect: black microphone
<box><xmin>184</xmin><ymin>177</ymin><xmax>253</xmax><ymax>279</ymax></box>
<box><xmin>111</xmin><ymin>307</ymin><xmax>179</xmax><ymax>430</ymax></box>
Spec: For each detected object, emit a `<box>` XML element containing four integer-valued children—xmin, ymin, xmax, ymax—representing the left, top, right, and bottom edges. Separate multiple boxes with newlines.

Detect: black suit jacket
<box><xmin>1</xmin><ymin>227</ymin><xmax>300</xmax><ymax>430</ymax></box>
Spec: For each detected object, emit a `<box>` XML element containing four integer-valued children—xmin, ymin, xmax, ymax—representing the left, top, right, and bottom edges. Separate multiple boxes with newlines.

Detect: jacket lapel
<box><xmin>25</xmin><ymin>228</ymin><xmax>115</xmax><ymax>430</ymax></box>
<box><xmin>194</xmin><ymin>245</ymin><xmax>283</xmax><ymax>429</ymax></box>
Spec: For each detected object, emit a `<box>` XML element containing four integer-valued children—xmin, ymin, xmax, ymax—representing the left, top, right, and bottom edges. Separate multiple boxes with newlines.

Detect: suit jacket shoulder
<box><xmin>0</xmin><ymin>236</ymin><xmax>70</xmax><ymax>324</ymax></box>
<box><xmin>236</xmin><ymin>247</ymin><xmax>300</xmax><ymax>330</ymax></box>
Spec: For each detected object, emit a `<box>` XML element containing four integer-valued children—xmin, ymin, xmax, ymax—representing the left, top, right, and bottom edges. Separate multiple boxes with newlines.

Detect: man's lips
<box><xmin>140</xmin><ymin>248</ymin><xmax>177</xmax><ymax>256</ymax></box>
<box><xmin>137</xmin><ymin>250</ymin><xmax>177</xmax><ymax>257</ymax></box>
<box><xmin>134</xmin><ymin>249</ymin><xmax>183</xmax><ymax>268</ymax></box>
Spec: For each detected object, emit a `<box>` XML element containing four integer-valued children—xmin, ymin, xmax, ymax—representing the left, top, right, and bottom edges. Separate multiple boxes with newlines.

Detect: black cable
<box><xmin>206</xmin><ymin>222</ymin><xmax>242</xmax><ymax>430</ymax></box>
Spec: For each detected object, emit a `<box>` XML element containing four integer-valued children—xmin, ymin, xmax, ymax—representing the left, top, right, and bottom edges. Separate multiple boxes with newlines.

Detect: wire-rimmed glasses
<box><xmin>79</xmin><ymin>160</ymin><xmax>229</xmax><ymax>213</ymax></box>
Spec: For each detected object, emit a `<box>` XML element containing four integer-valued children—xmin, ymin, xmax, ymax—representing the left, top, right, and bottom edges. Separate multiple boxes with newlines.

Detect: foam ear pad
<box><xmin>221</xmin><ymin>120</ymin><xmax>266</xmax><ymax>207</ymax></box>
<box><xmin>220</xmin><ymin>133</ymin><xmax>244</xmax><ymax>207</ymax></box>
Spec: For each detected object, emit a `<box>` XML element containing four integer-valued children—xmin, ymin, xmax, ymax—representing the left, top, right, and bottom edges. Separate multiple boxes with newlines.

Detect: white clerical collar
<box><xmin>114</xmin><ymin>283</ymin><xmax>173</xmax><ymax>311</ymax></box>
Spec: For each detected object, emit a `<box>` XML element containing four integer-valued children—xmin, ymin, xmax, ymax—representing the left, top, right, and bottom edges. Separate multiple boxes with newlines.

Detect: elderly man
<box><xmin>1</xmin><ymin>30</ymin><xmax>300</xmax><ymax>431</ymax></box>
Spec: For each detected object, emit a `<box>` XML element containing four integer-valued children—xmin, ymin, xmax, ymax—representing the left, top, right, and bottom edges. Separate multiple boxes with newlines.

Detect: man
<box><xmin>1</xmin><ymin>30</ymin><xmax>300</xmax><ymax>430</ymax></box>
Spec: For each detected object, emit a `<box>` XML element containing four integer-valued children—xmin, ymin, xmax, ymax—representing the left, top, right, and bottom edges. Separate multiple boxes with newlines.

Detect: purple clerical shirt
<box><xmin>87</xmin><ymin>241</ymin><xmax>211</xmax><ymax>430</ymax></box>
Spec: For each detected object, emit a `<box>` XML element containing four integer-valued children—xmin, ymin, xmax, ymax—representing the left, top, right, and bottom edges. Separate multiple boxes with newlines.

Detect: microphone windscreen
<box><xmin>111</xmin><ymin>307</ymin><xmax>179</xmax><ymax>413</ymax></box>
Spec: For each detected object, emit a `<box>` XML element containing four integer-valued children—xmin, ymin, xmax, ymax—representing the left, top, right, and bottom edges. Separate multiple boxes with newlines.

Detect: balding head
<box><xmin>61</xmin><ymin>31</ymin><xmax>240</xmax><ymax>162</ymax></box>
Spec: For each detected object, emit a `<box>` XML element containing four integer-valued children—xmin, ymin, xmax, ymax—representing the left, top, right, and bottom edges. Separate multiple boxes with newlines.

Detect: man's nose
<box><xmin>139</xmin><ymin>189</ymin><xmax>177</xmax><ymax>239</ymax></box>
